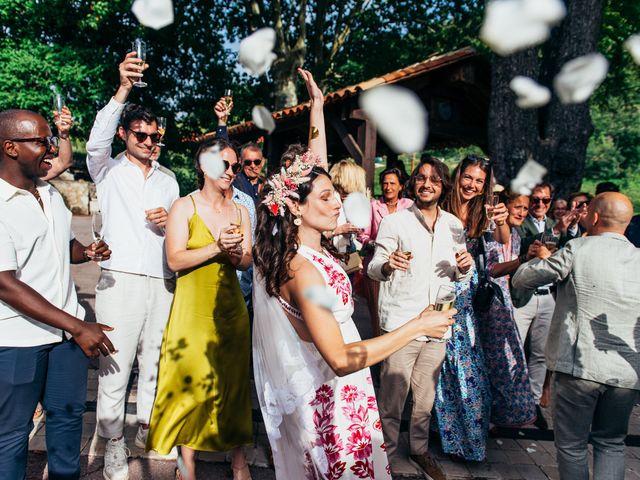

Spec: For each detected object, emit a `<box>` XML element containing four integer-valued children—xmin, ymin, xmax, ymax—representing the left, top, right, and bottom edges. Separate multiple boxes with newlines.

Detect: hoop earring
<box><xmin>293</xmin><ymin>216</ymin><xmax>302</xmax><ymax>226</ymax></box>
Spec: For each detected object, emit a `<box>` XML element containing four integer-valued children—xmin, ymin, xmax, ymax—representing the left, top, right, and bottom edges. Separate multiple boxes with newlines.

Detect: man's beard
<box><xmin>414</xmin><ymin>190</ymin><xmax>440</xmax><ymax>209</ymax></box>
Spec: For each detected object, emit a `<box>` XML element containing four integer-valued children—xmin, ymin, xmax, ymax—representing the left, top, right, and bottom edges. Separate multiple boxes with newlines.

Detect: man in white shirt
<box><xmin>86</xmin><ymin>52</ymin><xmax>180</xmax><ymax>480</ymax></box>
<box><xmin>0</xmin><ymin>109</ymin><xmax>115</xmax><ymax>479</ymax></box>
<box><xmin>368</xmin><ymin>157</ymin><xmax>473</xmax><ymax>478</ymax></box>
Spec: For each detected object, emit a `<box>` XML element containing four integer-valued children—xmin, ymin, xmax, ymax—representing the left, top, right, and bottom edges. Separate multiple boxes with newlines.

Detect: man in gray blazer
<box><xmin>512</xmin><ymin>192</ymin><xmax>640</xmax><ymax>480</ymax></box>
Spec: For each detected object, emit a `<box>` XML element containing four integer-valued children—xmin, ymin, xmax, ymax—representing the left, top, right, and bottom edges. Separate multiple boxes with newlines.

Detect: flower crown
<box><xmin>263</xmin><ymin>149</ymin><xmax>323</xmax><ymax>217</ymax></box>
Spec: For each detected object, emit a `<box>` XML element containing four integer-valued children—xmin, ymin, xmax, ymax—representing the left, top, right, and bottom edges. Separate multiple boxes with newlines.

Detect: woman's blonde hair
<box><xmin>329</xmin><ymin>159</ymin><xmax>367</xmax><ymax>196</ymax></box>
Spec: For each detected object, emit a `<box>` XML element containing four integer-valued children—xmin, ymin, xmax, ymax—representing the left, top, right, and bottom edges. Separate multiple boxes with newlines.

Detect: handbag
<box><xmin>340</xmin><ymin>252</ymin><xmax>363</xmax><ymax>274</ymax></box>
<box><xmin>472</xmin><ymin>237</ymin><xmax>505</xmax><ymax>313</ymax></box>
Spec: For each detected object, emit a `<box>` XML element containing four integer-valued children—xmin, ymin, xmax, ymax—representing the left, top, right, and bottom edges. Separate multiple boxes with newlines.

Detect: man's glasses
<box><xmin>224</xmin><ymin>160</ymin><xmax>242</xmax><ymax>174</ymax></box>
<box><xmin>531</xmin><ymin>197</ymin><xmax>551</xmax><ymax>205</ymax></box>
<box><xmin>243</xmin><ymin>159</ymin><xmax>262</xmax><ymax>167</ymax></box>
<box><xmin>7</xmin><ymin>136</ymin><xmax>59</xmax><ymax>149</ymax></box>
<box><xmin>128</xmin><ymin>129</ymin><xmax>162</xmax><ymax>144</ymax></box>
<box><xmin>574</xmin><ymin>201</ymin><xmax>589</xmax><ymax>209</ymax></box>
<box><xmin>415</xmin><ymin>174</ymin><xmax>442</xmax><ymax>185</ymax></box>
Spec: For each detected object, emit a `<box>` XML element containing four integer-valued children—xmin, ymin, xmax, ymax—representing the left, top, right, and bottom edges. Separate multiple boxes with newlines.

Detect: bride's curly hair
<box><xmin>254</xmin><ymin>165</ymin><xmax>337</xmax><ymax>297</ymax></box>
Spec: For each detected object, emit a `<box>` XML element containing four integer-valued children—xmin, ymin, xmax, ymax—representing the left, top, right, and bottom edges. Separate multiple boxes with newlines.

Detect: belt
<box><xmin>534</xmin><ymin>287</ymin><xmax>555</xmax><ymax>296</ymax></box>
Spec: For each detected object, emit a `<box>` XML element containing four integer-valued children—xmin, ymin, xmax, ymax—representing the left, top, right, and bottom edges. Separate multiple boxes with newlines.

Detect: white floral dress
<box><xmin>253</xmin><ymin>245</ymin><xmax>390</xmax><ymax>479</ymax></box>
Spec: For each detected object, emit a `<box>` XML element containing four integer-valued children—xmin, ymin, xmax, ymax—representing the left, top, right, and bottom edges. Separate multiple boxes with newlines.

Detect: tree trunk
<box><xmin>489</xmin><ymin>0</ymin><xmax>606</xmax><ymax>198</ymax></box>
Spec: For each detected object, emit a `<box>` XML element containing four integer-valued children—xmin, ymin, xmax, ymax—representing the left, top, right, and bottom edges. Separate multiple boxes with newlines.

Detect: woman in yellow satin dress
<box><xmin>147</xmin><ymin>138</ymin><xmax>253</xmax><ymax>480</ymax></box>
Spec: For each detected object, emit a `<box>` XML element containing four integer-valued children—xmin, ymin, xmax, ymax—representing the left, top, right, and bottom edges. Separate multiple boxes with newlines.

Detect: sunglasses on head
<box><xmin>128</xmin><ymin>129</ymin><xmax>162</xmax><ymax>144</ymax></box>
<box><xmin>224</xmin><ymin>160</ymin><xmax>242</xmax><ymax>174</ymax></box>
<box><xmin>243</xmin><ymin>159</ymin><xmax>262</xmax><ymax>167</ymax></box>
<box><xmin>531</xmin><ymin>197</ymin><xmax>552</xmax><ymax>205</ymax></box>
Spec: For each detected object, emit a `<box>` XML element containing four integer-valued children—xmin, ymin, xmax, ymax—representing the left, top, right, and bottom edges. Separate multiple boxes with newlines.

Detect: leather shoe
<box><xmin>534</xmin><ymin>404</ymin><xmax>549</xmax><ymax>430</ymax></box>
<box><xmin>409</xmin><ymin>452</ymin><xmax>446</xmax><ymax>480</ymax></box>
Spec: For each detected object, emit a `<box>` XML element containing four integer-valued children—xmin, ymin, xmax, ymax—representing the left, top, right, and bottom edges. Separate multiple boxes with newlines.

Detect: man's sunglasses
<box><xmin>128</xmin><ymin>129</ymin><xmax>162</xmax><ymax>144</ymax></box>
<box><xmin>225</xmin><ymin>160</ymin><xmax>242</xmax><ymax>174</ymax></box>
<box><xmin>243</xmin><ymin>159</ymin><xmax>262</xmax><ymax>167</ymax></box>
<box><xmin>531</xmin><ymin>197</ymin><xmax>551</xmax><ymax>205</ymax></box>
<box><xmin>7</xmin><ymin>136</ymin><xmax>59</xmax><ymax>149</ymax></box>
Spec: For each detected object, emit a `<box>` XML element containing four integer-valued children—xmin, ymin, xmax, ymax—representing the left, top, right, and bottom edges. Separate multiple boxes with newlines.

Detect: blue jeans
<box><xmin>0</xmin><ymin>340</ymin><xmax>88</xmax><ymax>480</ymax></box>
<box><xmin>553</xmin><ymin>372</ymin><xmax>638</xmax><ymax>480</ymax></box>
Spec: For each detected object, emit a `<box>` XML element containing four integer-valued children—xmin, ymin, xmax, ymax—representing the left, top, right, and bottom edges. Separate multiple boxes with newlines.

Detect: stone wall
<box><xmin>50</xmin><ymin>172</ymin><xmax>97</xmax><ymax>215</ymax></box>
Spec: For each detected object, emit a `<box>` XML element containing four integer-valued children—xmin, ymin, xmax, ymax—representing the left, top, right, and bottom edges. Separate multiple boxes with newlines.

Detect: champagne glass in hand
<box><xmin>541</xmin><ymin>231</ymin><xmax>559</xmax><ymax>253</ymax></box>
<box><xmin>52</xmin><ymin>93</ymin><xmax>64</xmax><ymax>124</ymax></box>
<box><xmin>485</xmin><ymin>193</ymin><xmax>500</xmax><ymax>232</ymax></box>
<box><xmin>223</xmin><ymin>89</ymin><xmax>233</xmax><ymax>113</ymax></box>
<box><xmin>157</xmin><ymin>117</ymin><xmax>167</xmax><ymax>146</ymax></box>
<box><xmin>131</xmin><ymin>38</ymin><xmax>148</xmax><ymax>87</ymax></box>
<box><xmin>431</xmin><ymin>285</ymin><xmax>456</xmax><ymax>342</ymax></box>
<box><xmin>88</xmin><ymin>211</ymin><xmax>104</xmax><ymax>261</ymax></box>
<box><xmin>399</xmin><ymin>240</ymin><xmax>413</xmax><ymax>277</ymax></box>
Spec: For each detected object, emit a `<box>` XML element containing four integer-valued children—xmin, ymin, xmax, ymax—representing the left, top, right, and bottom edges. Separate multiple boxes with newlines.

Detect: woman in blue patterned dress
<box><xmin>435</xmin><ymin>155</ymin><xmax>511</xmax><ymax>461</ymax></box>
<box><xmin>479</xmin><ymin>191</ymin><xmax>537</xmax><ymax>427</ymax></box>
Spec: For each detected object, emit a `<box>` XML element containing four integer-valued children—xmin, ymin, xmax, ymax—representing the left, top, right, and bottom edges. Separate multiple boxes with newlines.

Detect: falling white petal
<box><xmin>480</xmin><ymin>0</ymin><xmax>565</xmax><ymax>56</ymax></box>
<box><xmin>624</xmin><ymin>34</ymin><xmax>640</xmax><ymax>65</ymax></box>
<box><xmin>132</xmin><ymin>0</ymin><xmax>174</xmax><ymax>30</ymax></box>
<box><xmin>303</xmin><ymin>285</ymin><xmax>336</xmax><ymax>311</ymax></box>
<box><xmin>553</xmin><ymin>53</ymin><xmax>609</xmax><ymax>104</ymax></box>
<box><xmin>510</xmin><ymin>159</ymin><xmax>547</xmax><ymax>195</ymax></box>
<box><xmin>343</xmin><ymin>192</ymin><xmax>371</xmax><ymax>229</ymax></box>
<box><xmin>522</xmin><ymin>0</ymin><xmax>566</xmax><ymax>24</ymax></box>
<box><xmin>509</xmin><ymin>76</ymin><xmax>551</xmax><ymax>108</ymax></box>
<box><xmin>199</xmin><ymin>145</ymin><xmax>225</xmax><ymax>180</ymax></box>
<box><xmin>252</xmin><ymin>105</ymin><xmax>276</xmax><ymax>134</ymax></box>
<box><xmin>238</xmin><ymin>28</ymin><xmax>278</xmax><ymax>76</ymax></box>
<box><xmin>359</xmin><ymin>85</ymin><xmax>428</xmax><ymax>153</ymax></box>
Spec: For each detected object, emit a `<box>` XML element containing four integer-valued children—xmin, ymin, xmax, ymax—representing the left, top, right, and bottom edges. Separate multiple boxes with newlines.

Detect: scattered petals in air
<box><xmin>238</xmin><ymin>28</ymin><xmax>278</xmax><ymax>76</ymax></box>
<box><xmin>303</xmin><ymin>285</ymin><xmax>336</xmax><ymax>311</ymax></box>
<box><xmin>624</xmin><ymin>34</ymin><xmax>640</xmax><ymax>65</ymax></box>
<box><xmin>480</xmin><ymin>0</ymin><xmax>565</xmax><ymax>56</ymax></box>
<box><xmin>509</xmin><ymin>76</ymin><xmax>551</xmax><ymax>108</ymax></box>
<box><xmin>199</xmin><ymin>145</ymin><xmax>225</xmax><ymax>180</ymax></box>
<box><xmin>343</xmin><ymin>192</ymin><xmax>371</xmax><ymax>230</ymax></box>
<box><xmin>252</xmin><ymin>105</ymin><xmax>276</xmax><ymax>134</ymax></box>
<box><xmin>132</xmin><ymin>0</ymin><xmax>174</xmax><ymax>30</ymax></box>
<box><xmin>553</xmin><ymin>53</ymin><xmax>609</xmax><ymax>104</ymax></box>
<box><xmin>510</xmin><ymin>159</ymin><xmax>547</xmax><ymax>196</ymax></box>
<box><xmin>359</xmin><ymin>85</ymin><xmax>428</xmax><ymax>154</ymax></box>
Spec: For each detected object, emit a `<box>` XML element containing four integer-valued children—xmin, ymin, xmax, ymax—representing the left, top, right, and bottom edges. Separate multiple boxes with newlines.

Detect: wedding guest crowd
<box><xmin>1</xmin><ymin>49</ymin><xmax>639</xmax><ymax>480</ymax></box>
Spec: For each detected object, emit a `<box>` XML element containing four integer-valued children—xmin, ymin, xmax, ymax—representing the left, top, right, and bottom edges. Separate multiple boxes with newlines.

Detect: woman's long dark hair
<box><xmin>254</xmin><ymin>166</ymin><xmax>337</xmax><ymax>297</ymax></box>
<box><xmin>442</xmin><ymin>154</ymin><xmax>493</xmax><ymax>239</ymax></box>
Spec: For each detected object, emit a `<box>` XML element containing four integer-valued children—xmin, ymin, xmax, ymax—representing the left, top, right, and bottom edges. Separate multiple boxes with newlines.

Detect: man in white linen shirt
<box><xmin>0</xmin><ymin>110</ymin><xmax>115</xmax><ymax>479</ymax></box>
<box><xmin>512</xmin><ymin>192</ymin><xmax>640</xmax><ymax>480</ymax></box>
<box><xmin>368</xmin><ymin>157</ymin><xmax>473</xmax><ymax>478</ymax></box>
<box><xmin>86</xmin><ymin>52</ymin><xmax>179</xmax><ymax>480</ymax></box>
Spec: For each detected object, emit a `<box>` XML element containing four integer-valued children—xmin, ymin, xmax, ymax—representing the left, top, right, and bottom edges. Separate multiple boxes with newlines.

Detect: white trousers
<box><xmin>95</xmin><ymin>269</ymin><xmax>174</xmax><ymax>439</ymax></box>
<box><xmin>514</xmin><ymin>292</ymin><xmax>555</xmax><ymax>402</ymax></box>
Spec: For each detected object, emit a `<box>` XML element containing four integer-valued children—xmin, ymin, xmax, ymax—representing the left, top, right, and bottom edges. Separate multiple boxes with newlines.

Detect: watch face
<box><xmin>437</xmin><ymin>100</ymin><xmax>453</xmax><ymax>121</ymax></box>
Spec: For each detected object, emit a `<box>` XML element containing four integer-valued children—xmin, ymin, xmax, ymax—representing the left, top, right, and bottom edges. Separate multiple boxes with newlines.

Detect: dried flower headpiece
<box><xmin>263</xmin><ymin>149</ymin><xmax>323</xmax><ymax>217</ymax></box>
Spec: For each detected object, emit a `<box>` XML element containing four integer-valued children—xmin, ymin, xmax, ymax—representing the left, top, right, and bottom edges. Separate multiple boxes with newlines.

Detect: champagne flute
<box><xmin>157</xmin><ymin>117</ymin><xmax>167</xmax><ymax>146</ymax></box>
<box><xmin>52</xmin><ymin>93</ymin><xmax>64</xmax><ymax>126</ymax></box>
<box><xmin>90</xmin><ymin>211</ymin><xmax>104</xmax><ymax>261</ymax></box>
<box><xmin>223</xmin><ymin>89</ymin><xmax>233</xmax><ymax>111</ymax></box>
<box><xmin>132</xmin><ymin>38</ymin><xmax>148</xmax><ymax>88</ymax></box>
<box><xmin>229</xmin><ymin>202</ymin><xmax>242</xmax><ymax>234</ymax></box>
<box><xmin>485</xmin><ymin>193</ymin><xmax>500</xmax><ymax>232</ymax></box>
<box><xmin>541</xmin><ymin>231</ymin><xmax>559</xmax><ymax>253</ymax></box>
<box><xmin>431</xmin><ymin>285</ymin><xmax>456</xmax><ymax>342</ymax></box>
<box><xmin>398</xmin><ymin>240</ymin><xmax>413</xmax><ymax>277</ymax></box>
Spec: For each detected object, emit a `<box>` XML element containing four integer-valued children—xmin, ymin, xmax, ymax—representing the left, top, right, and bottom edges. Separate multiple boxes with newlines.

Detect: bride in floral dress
<box><xmin>251</xmin><ymin>90</ymin><xmax>456</xmax><ymax>476</ymax></box>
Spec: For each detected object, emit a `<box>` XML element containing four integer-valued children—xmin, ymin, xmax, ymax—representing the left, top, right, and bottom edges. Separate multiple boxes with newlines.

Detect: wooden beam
<box><xmin>351</xmin><ymin>109</ymin><xmax>377</xmax><ymax>191</ymax></box>
<box><xmin>328</xmin><ymin>115</ymin><xmax>363</xmax><ymax>163</ymax></box>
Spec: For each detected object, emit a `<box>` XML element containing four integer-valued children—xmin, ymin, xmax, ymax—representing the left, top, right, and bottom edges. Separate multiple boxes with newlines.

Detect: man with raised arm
<box><xmin>0</xmin><ymin>109</ymin><xmax>115</xmax><ymax>479</ymax></box>
<box><xmin>85</xmin><ymin>52</ymin><xmax>179</xmax><ymax>480</ymax></box>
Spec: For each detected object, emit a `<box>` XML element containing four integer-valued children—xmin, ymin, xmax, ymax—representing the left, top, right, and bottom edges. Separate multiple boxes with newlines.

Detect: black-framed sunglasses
<box><xmin>243</xmin><ymin>159</ymin><xmax>262</xmax><ymax>167</ymax></box>
<box><xmin>128</xmin><ymin>129</ymin><xmax>162</xmax><ymax>144</ymax></box>
<box><xmin>7</xmin><ymin>136</ymin><xmax>59</xmax><ymax>149</ymax></box>
<box><xmin>224</xmin><ymin>160</ymin><xmax>242</xmax><ymax>174</ymax></box>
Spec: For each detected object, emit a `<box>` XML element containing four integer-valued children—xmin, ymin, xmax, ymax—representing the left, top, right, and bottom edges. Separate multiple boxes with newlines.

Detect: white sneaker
<box><xmin>134</xmin><ymin>425</ymin><xmax>148</xmax><ymax>449</ymax></box>
<box><xmin>103</xmin><ymin>437</ymin><xmax>130</xmax><ymax>480</ymax></box>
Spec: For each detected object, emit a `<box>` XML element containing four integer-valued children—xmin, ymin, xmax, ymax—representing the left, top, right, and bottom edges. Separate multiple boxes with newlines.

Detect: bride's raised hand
<box><xmin>298</xmin><ymin>68</ymin><xmax>324</xmax><ymax>106</ymax></box>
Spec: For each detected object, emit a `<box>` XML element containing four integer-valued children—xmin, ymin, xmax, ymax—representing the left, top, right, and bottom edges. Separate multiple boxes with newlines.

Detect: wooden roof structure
<box><xmin>201</xmin><ymin>47</ymin><xmax>490</xmax><ymax>189</ymax></box>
